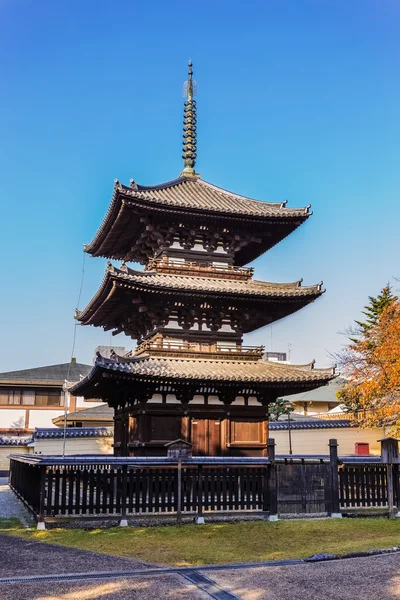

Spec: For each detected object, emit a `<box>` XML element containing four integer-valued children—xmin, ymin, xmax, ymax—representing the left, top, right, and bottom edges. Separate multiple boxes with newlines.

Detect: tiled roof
<box><xmin>118</xmin><ymin>177</ymin><xmax>311</xmax><ymax>218</ymax></box>
<box><xmin>0</xmin><ymin>435</ymin><xmax>32</xmax><ymax>446</ymax></box>
<box><xmin>281</xmin><ymin>377</ymin><xmax>346</xmax><ymax>403</ymax></box>
<box><xmin>71</xmin><ymin>354</ymin><xmax>335</xmax><ymax>394</ymax></box>
<box><xmin>53</xmin><ymin>403</ymin><xmax>113</xmax><ymax>423</ymax></box>
<box><xmin>34</xmin><ymin>427</ymin><xmax>113</xmax><ymax>439</ymax></box>
<box><xmin>270</xmin><ymin>419</ymin><xmax>352</xmax><ymax>431</ymax></box>
<box><xmin>84</xmin><ymin>177</ymin><xmax>311</xmax><ymax>264</ymax></box>
<box><xmin>76</xmin><ymin>264</ymin><xmax>323</xmax><ymax>329</ymax></box>
<box><xmin>0</xmin><ymin>362</ymin><xmax>92</xmax><ymax>385</ymax></box>
<box><xmin>113</xmin><ymin>265</ymin><xmax>323</xmax><ymax>297</ymax></box>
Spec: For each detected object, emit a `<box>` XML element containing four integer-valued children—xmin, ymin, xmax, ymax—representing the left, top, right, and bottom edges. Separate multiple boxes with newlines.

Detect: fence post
<box><xmin>329</xmin><ymin>439</ymin><xmax>341</xmax><ymax>518</ymax></box>
<box><xmin>379</xmin><ymin>437</ymin><xmax>400</xmax><ymax>518</ymax></box>
<box><xmin>195</xmin><ymin>464</ymin><xmax>205</xmax><ymax>524</ymax></box>
<box><xmin>266</xmin><ymin>438</ymin><xmax>278</xmax><ymax>521</ymax></box>
<box><xmin>37</xmin><ymin>466</ymin><xmax>47</xmax><ymax>530</ymax></box>
<box><xmin>177</xmin><ymin>457</ymin><xmax>182</xmax><ymax>525</ymax></box>
<box><xmin>119</xmin><ymin>465</ymin><xmax>128</xmax><ymax>526</ymax></box>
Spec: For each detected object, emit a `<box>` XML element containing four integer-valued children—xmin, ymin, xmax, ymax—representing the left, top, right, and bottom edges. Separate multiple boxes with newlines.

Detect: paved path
<box><xmin>210</xmin><ymin>553</ymin><xmax>400</xmax><ymax>600</ymax></box>
<box><xmin>1</xmin><ymin>482</ymin><xmax>399</xmax><ymax>600</ymax></box>
<box><xmin>0</xmin><ymin>477</ymin><xmax>32</xmax><ymax>526</ymax></box>
<box><xmin>0</xmin><ymin>533</ymin><xmax>399</xmax><ymax>600</ymax></box>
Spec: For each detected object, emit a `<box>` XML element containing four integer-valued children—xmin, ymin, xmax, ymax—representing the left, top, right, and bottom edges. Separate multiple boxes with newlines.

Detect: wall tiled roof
<box><xmin>0</xmin><ymin>436</ymin><xmax>32</xmax><ymax>446</ymax></box>
<box><xmin>34</xmin><ymin>427</ymin><xmax>113</xmax><ymax>439</ymax></box>
<box><xmin>270</xmin><ymin>419</ymin><xmax>352</xmax><ymax>430</ymax></box>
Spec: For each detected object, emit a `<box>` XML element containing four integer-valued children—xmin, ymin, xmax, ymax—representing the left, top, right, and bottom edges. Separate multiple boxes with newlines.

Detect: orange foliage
<box><xmin>340</xmin><ymin>300</ymin><xmax>400</xmax><ymax>429</ymax></box>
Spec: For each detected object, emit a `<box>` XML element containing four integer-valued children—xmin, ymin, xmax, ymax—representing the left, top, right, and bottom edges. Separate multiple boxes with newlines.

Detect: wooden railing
<box><xmin>147</xmin><ymin>258</ymin><xmax>254</xmax><ymax>280</ymax></box>
<box><xmin>135</xmin><ymin>338</ymin><xmax>264</xmax><ymax>359</ymax></box>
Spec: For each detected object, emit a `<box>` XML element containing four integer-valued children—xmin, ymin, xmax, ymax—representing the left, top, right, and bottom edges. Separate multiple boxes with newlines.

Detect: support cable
<box><xmin>62</xmin><ymin>250</ymin><xmax>86</xmax><ymax>457</ymax></box>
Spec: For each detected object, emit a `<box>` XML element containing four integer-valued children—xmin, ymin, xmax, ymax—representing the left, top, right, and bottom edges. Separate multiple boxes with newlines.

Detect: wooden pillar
<box><xmin>329</xmin><ymin>439</ymin><xmax>341</xmax><ymax>517</ymax></box>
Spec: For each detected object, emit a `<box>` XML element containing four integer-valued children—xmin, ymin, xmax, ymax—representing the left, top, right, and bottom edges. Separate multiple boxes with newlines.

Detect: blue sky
<box><xmin>0</xmin><ymin>0</ymin><xmax>399</xmax><ymax>371</ymax></box>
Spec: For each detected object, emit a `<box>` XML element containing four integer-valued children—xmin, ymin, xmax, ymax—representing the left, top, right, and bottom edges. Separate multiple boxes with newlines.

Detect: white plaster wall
<box><xmin>0</xmin><ymin>410</ymin><xmax>26</xmax><ymax>429</ymax></box>
<box><xmin>272</xmin><ymin>427</ymin><xmax>386</xmax><ymax>456</ymax></box>
<box><xmin>248</xmin><ymin>397</ymin><xmax>261</xmax><ymax>406</ymax></box>
<box><xmin>148</xmin><ymin>393</ymin><xmax>163</xmax><ymax>404</ymax></box>
<box><xmin>208</xmin><ymin>396</ymin><xmax>223</xmax><ymax>405</ymax></box>
<box><xmin>28</xmin><ymin>410</ymin><xmax>63</xmax><ymax>429</ymax></box>
<box><xmin>166</xmin><ymin>395</ymin><xmax>180</xmax><ymax>404</ymax></box>
<box><xmin>0</xmin><ymin>446</ymin><xmax>32</xmax><ymax>471</ymax></box>
<box><xmin>33</xmin><ymin>437</ymin><xmax>113</xmax><ymax>456</ymax></box>
<box><xmin>76</xmin><ymin>397</ymin><xmax>104</xmax><ymax>409</ymax></box>
<box><xmin>189</xmin><ymin>395</ymin><xmax>205</xmax><ymax>405</ymax></box>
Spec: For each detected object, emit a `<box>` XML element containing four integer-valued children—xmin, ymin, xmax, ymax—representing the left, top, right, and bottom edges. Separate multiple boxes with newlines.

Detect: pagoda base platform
<box><xmin>114</xmin><ymin>404</ymin><xmax>269</xmax><ymax>458</ymax></box>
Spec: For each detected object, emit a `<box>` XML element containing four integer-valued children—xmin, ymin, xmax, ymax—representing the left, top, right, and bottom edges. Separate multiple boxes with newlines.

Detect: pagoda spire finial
<box><xmin>180</xmin><ymin>60</ymin><xmax>198</xmax><ymax>178</ymax></box>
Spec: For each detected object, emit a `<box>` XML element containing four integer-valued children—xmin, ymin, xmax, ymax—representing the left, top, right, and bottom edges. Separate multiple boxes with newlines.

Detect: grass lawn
<box><xmin>2</xmin><ymin>518</ymin><xmax>400</xmax><ymax>566</ymax></box>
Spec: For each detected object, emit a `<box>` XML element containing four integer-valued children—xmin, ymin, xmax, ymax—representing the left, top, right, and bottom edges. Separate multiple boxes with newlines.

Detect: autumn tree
<box><xmin>338</xmin><ymin>297</ymin><xmax>400</xmax><ymax>431</ymax></box>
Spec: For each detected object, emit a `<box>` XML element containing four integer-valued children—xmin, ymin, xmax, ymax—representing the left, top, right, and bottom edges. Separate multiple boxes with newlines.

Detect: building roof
<box><xmin>76</xmin><ymin>263</ymin><xmax>323</xmax><ymax>337</ymax></box>
<box><xmin>281</xmin><ymin>377</ymin><xmax>346</xmax><ymax>404</ymax></box>
<box><xmin>117</xmin><ymin>178</ymin><xmax>310</xmax><ymax>218</ymax></box>
<box><xmin>0</xmin><ymin>362</ymin><xmax>92</xmax><ymax>386</ymax></box>
<box><xmin>53</xmin><ymin>403</ymin><xmax>113</xmax><ymax>426</ymax></box>
<box><xmin>71</xmin><ymin>353</ymin><xmax>335</xmax><ymax>399</ymax></box>
<box><xmin>34</xmin><ymin>427</ymin><xmax>113</xmax><ymax>439</ymax></box>
<box><xmin>85</xmin><ymin>178</ymin><xmax>311</xmax><ymax>265</ymax></box>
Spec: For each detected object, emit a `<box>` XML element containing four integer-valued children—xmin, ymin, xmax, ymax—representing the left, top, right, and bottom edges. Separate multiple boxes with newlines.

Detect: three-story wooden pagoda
<box><xmin>71</xmin><ymin>62</ymin><xmax>335</xmax><ymax>457</ymax></box>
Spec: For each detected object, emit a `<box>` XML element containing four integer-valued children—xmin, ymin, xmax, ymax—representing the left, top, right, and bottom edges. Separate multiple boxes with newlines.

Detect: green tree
<box><xmin>269</xmin><ymin>398</ymin><xmax>294</xmax><ymax>421</ymax></box>
<box><xmin>350</xmin><ymin>284</ymin><xmax>396</xmax><ymax>343</ymax></box>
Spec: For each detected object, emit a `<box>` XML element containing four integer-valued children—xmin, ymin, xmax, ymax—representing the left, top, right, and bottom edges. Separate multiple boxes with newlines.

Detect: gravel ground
<box><xmin>0</xmin><ymin>477</ymin><xmax>33</xmax><ymax>526</ymax></box>
<box><xmin>0</xmin><ymin>574</ymin><xmax>209</xmax><ymax>600</ymax></box>
<box><xmin>210</xmin><ymin>553</ymin><xmax>400</xmax><ymax>600</ymax></box>
<box><xmin>0</xmin><ymin>535</ymin><xmax>149</xmax><ymax>578</ymax></box>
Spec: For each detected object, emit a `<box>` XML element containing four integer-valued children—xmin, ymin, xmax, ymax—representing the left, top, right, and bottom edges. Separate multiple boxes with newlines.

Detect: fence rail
<box><xmin>9</xmin><ymin>459</ymin><xmax>269</xmax><ymax>521</ymax></box>
<box><xmin>8</xmin><ymin>438</ymin><xmax>400</xmax><ymax>525</ymax></box>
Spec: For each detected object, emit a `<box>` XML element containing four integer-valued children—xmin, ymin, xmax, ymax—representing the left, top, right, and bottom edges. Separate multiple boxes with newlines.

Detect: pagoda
<box><xmin>71</xmin><ymin>62</ymin><xmax>335</xmax><ymax>457</ymax></box>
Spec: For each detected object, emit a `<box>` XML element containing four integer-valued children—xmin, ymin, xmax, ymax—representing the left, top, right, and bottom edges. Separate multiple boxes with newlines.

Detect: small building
<box><xmin>0</xmin><ymin>360</ymin><xmax>97</xmax><ymax>432</ymax></box>
<box><xmin>281</xmin><ymin>377</ymin><xmax>345</xmax><ymax>416</ymax></box>
<box><xmin>52</xmin><ymin>403</ymin><xmax>112</xmax><ymax>428</ymax></box>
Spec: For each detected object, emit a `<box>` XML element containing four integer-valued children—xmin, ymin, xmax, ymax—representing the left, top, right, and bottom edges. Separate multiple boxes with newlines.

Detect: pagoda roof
<box><xmin>76</xmin><ymin>264</ymin><xmax>323</xmax><ymax>335</ymax></box>
<box><xmin>85</xmin><ymin>177</ymin><xmax>311</xmax><ymax>264</ymax></box>
<box><xmin>70</xmin><ymin>353</ymin><xmax>336</xmax><ymax>398</ymax></box>
<box><xmin>117</xmin><ymin>177</ymin><xmax>309</xmax><ymax>218</ymax></box>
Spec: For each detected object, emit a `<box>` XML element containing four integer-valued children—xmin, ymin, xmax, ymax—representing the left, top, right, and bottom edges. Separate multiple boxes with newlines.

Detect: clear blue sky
<box><xmin>1</xmin><ymin>0</ymin><xmax>399</xmax><ymax>371</ymax></box>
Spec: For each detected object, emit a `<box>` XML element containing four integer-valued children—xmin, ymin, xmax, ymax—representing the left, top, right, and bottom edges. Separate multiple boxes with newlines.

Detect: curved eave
<box><xmin>84</xmin><ymin>179</ymin><xmax>311</xmax><ymax>263</ymax></box>
<box><xmin>70</xmin><ymin>359</ymin><xmax>336</xmax><ymax>399</ymax></box>
<box><xmin>76</xmin><ymin>266</ymin><xmax>324</xmax><ymax>329</ymax></box>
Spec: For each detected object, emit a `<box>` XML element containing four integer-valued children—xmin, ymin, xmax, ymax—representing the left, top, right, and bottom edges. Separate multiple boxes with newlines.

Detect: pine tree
<box><xmin>351</xmin><ymin>284</ymin><xmax>396</xmax><ymax>342</ymax></box>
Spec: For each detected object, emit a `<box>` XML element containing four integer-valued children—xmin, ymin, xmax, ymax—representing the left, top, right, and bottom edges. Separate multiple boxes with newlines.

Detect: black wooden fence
<box><xmin>8</xmin><ymin>438</ymin><xmax>400</xmax><ymax>526</ymax></box>
<box><xmin>9</xmin><ymin>457</ymin><xmax>270</xmax><ymax>523</ymax></box>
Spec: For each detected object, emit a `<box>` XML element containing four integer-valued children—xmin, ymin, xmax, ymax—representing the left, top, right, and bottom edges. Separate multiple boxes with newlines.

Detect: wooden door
<box><xmin>191</xmin><ymin>418</ymin><xmax>221</xmax><ymax>456</ymax></box>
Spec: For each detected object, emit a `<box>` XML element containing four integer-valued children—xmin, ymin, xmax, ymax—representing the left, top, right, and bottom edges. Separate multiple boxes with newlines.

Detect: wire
<box><xmin>62</xmin><ymin>250</ymin><xmax>86</xmax><ymax>457</ymax></box>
